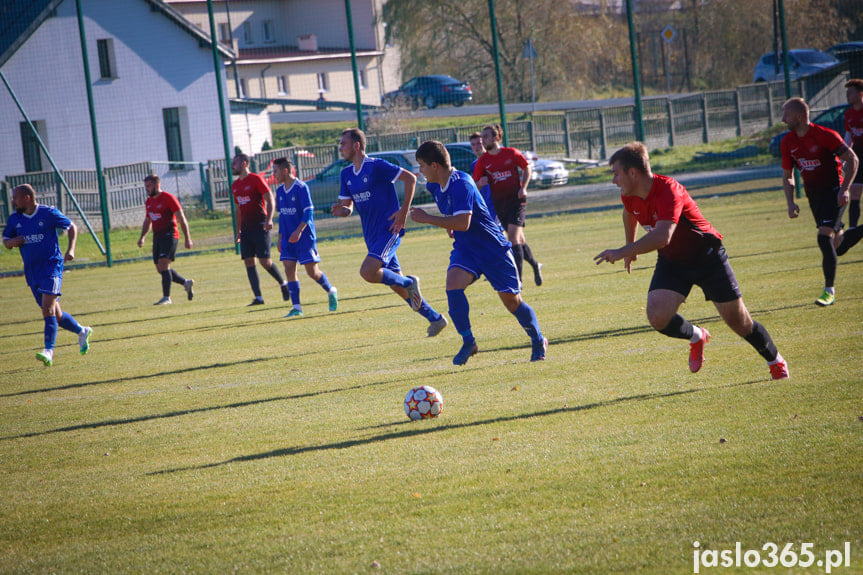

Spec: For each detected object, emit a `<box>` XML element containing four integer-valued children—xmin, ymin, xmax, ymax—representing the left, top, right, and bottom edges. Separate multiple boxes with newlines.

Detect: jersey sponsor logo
<box><xmin>797</xmin><ymin>158</ymin><xmax>822</xmax><ymax>170</ymax></box>
<box><xmin>280</xmin><ymin>207</ymin><xmax>297</xmax><ymax>215</ymax></box>
<box><xmin>353</xmin><ymin>191</ymin><xmax>372</xmax><ymax>202</ymax></box>
<box><xmin>149</xmin><ymin>212</ymin><xmax>163</xmax><ymax>221</ymax></box>
<box><xmin>489</xmin><ymin>170</ymin><xmax>514</xmax><ymax>183</ymax></box>
<box><xmin>23</xmin><ymin>233</ymin><xmax>45</xmax><ymax>244</ymax></box>
<box><xmin>237</xmin><ymin>195</ymin><xmax>252</xmax><ymax>205</ymax></box>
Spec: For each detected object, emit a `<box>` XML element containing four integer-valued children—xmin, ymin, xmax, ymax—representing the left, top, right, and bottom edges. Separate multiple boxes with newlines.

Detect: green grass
<box><xmin>1</xmin><ymin>190</ymin><xmax>861</xmax><ymax>574</ymax></box>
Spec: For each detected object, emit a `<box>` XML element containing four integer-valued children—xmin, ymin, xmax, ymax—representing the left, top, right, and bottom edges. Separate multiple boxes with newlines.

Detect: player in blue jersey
<box><xmin>330</xmin><ymin>128</ymin><xmax>447</xmax><ymax>337</ymax></box>
<box><xmin>2</xmin><ymin>184</ymin><xmax>92</xmax><ymax>366</ymax></box>
<box><xmin>273</xmin><ymin>157</ymin><xmax>338</xmax><ymax>317</ymax></box>
<box><xmin>410</xmin><ymin>141</ymin><xmax>547</xmax><ymax>364</ymax></box>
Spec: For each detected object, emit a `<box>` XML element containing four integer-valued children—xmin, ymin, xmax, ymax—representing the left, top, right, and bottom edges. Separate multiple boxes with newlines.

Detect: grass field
<box><xmin>1</xmin><ymin>190</ymin><xmax>861</xmax><ymax>574</ymax></box>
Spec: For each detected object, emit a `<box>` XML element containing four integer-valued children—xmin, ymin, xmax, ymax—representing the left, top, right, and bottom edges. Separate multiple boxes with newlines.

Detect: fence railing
<box><xmin>1</xmin><ymin>75</ymin><xmax>846</xmax><ymax>231</ymax></box>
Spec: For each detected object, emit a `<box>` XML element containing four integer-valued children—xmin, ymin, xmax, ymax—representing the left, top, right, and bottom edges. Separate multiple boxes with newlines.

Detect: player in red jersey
<box><xmin>231</xmin><ymin>153</ymin><xmax>289</xmax><ymax>306</ymax></box>
<box><xmin>137</xmin><ymin>175</ymin><xmax>194</xmax><ymax>305</ymax></box>
<box><xmin>472</xmin><ymin>124</ymin><xmax>543</xmax><ymax>286</ymax></box>
<box><xmin>594</xmin><ymin>142</ymin><xmax>788</xmax><ymax>380</ymax></box>
<box><xmin>780</xmin><ymin>98</ymin><xmax>860</xmax><ymax>307</ymax></box>
<box><xmin>843</xmin><ymin>79</ymin><xmax>863</xmax><ymax>227</ymax></box>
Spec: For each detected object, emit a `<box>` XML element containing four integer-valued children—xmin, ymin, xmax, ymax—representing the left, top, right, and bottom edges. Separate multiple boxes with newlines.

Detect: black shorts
<box><xmin>153</xmin><ymin>235</ymin><xmax>178</xmax><ymax>264</ymax></box>
<box><xmin>806</xmin><ymin>188</ymin><xmax>842</xmax><ymax>230</ymax></box>
<box><xmin>240</xmin><ymin>228</ymin><xmax>272</xmax><ymax>260</ymax></box>
<box><xmin>649</xmin><ymin>244</ymin><xmax>742</xmax><ymax>303</ymax></box>
<box><xmin>493</xmin><ymin>197</ymin><xmax>527</xmax><ymax>228</ymax></box>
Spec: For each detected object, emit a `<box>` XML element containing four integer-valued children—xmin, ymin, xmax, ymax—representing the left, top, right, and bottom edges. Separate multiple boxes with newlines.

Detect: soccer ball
<box><xmin>404</xmin><ymin>385</ymin><xmax>443</xmax><ymax>421</ymax></box>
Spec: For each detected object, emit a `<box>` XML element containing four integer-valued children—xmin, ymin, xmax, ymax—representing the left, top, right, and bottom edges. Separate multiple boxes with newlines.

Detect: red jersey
<box><xmin>472</xmin><ymin>147</ymin><xmax>529</xmax><ymax>203</ymax></box>
<box><xmin>844</xmin><ymin>105</ymin><xmax>863</xmax><ymax>158</ymax></box>
<box><xmin>622</xmin><ymin>174</ymin><xmax>722</xmax><ymax>264</ymax></box>
<box><xmin>145</xmin><ymin>192</ymin><xmax>182</xmax><ymax>238</ymax></box>
<box><xmin>781</xmin><ymin>123</ymin><xmax>848</xmax><ymax>196</ymax></box>
<box><xmin>232</xmin><ymin>172</ymin><xmax>270</xmax><ymax>231</ymax></box>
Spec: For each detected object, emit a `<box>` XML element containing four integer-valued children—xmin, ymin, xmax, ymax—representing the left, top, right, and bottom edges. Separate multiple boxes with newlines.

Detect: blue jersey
<box><xmin>339</xmin><ymin>156</ymin><xmax>404</xmax><ymax>245</ymax></box>
<box><xmin>427</xmin><ymin>169</ymin><xmax>510</xmax><ymax>254</ymax></box>
<box><xmin>277</xmin><ymin>179</ymin><xmax>316</xmax><ymax>243</ymax></box>
<box><xmin>3</xmin><ymin>204</ymin><xmax>72</xmax><ymax>286</ymax></box>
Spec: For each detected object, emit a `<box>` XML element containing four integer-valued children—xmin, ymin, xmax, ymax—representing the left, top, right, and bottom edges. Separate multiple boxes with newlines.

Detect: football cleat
<box><xmin>281</xmin><ymin>283</ymin><xmax>291</xmax><ymax>301</ymax></box>
<box><xmin>78</xmin><ymin>326</ymin><xmax>92</xmax><ymax>355</ymax></box>
<box><xmin>689</xmin><ymin>328</ymin><xmax>710</xmax><ymax>373</ymax></box>
<box><xmin>533</xmin><ymin>262</ymin><xmax>543</xmax><ymax>286</ymax></box>
<box><xmin>453</xmin><ymin>341</ymin><xmax>478</xmax><ymax>366</ymax></box>
<box><xmin>328</xmin><ymin>287</ymin><xmax>338</xmax><ymax>312</ymax></box>
<box><xmin>769</xmin><ymin>359</ymin><xmax>790</xmax><ymax>380</ymax></box>
<box><xmin>405</xmin><ymin>275</ymin><xmax>423</xmax><ymax>312</ymax></box>
<box><xmin>247</xmin><ymin>298</ymin><xmax>265</xmax><ymax>306</ymax></box>
<box><xmin>815</xmin><ymin>290</ymin><xmax>835</xmax><ymax>306</ymax></box>
<box><xmin>427</xmin><ymin>316</ymin><xmax>448</xmax><ymax>337</ymax></box>
<box><xmin>154</xmin><ymin>296</ymin><xmax>172</xmax><ymax>305</ymax></box>
<box><xmin>36</xmin><ymin>349</ymin><xmax>53</xmax><ymax>367</ymax></box>
<box><xmin>184</xmin><ymin>279</ymin><xmax>195</xmax><ymax>301</ymax></box>
<box><xmin>284</xmin><ymin>308</ymin><xmax>303</xmax><ymax>318</ymax></box>
<box><xmin>530</xmin><ymin>336</ymin><xmax>548</xmax><ymax>361</ymax></box>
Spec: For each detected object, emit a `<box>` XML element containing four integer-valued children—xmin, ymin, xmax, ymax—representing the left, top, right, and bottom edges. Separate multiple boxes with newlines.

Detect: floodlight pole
<box><xmin>344</xmin><ymin>0</ymin><xmax>365</xmax><ymax>131</ymax></box>
<box><xmin>207</xmin><ymin>0</ymin><xmax>239</xmax><ymax>253</ymax></box>
<box><xmin>75</xmin><ymin>0</ymin><xmax>112</xmax><ymax>266</ymax></box>
<box><xmin>488</xmin><ymin>0</ymin><xmax>508</xmax><ymax>146</ymax></box>
<box><xmin>624</xmin><ymin>0</ymin><xmax>645</xmax><ymax>143</ymax></box>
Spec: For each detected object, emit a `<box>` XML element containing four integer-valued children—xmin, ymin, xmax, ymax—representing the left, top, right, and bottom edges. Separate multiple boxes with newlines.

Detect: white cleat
<box><xmin>154</xmin><ymin>296</ymin><xmax>172</xmax><ymax>305</ymax></box>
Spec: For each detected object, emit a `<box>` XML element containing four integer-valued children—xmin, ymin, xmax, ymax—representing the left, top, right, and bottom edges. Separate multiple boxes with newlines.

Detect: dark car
<box><xmin>444</xmin><ymin>142</ymin><xmax>478</xmax><ymax>173</ymax></box>
<box><xmin>382</xmin><ymin>75</ymin><xmax>472</xmax><ymax>110</ymax></box>
<box><xmin>826</xmin><ymin>42</ymin><xmax>863</xmax><ymax>63</ymax></box>
<box><xmin>305</xmin><ymin>150</ymin><xmax>429</xmax><ymax>211</ymax></box>
<box><xmin>769</xmin><ymin>104</ymin><xmax>849</xmax><ymax>157</ymax></box>
<box><xmin>753</xmin><ymin>49</ymin><xmax>839</xmax><ymax>83</ymax></box>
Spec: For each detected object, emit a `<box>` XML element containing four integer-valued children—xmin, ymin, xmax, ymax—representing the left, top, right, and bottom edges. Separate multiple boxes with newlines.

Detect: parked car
<box><xmin>530</xmin><ymin>158</ymin><xmax>569</xmax><ymax>188</ymax></box>
<box><xmin>826</xmin><ymin>41</ymin><xmax>863</xmax><ymax>63</ymax></box>
<box><xmin>382</xmin><ymin>75</ymin><xmax>472</xmax><ymax>110</ymax></box>
<box><xmin>305</xmin><ymin>150</ymin><xmax>428</xmax><ymax>211</ymax></box>
<box><xmin>769</xmin><ymin>103</ymin><xmax>849</xmax><ymax>157</ymax></box>
<box><xmin>753</xmin><ymin>49</ymin><xmax>839</xmax><ymax>83</ymax></box>
<box><xmin>444</xmin><ymin>142</ymin><xmax>478</xmax><ymax>173</ymax></box>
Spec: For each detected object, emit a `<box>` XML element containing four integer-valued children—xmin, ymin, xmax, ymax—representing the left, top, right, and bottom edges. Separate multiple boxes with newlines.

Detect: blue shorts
<box><xmin>30</xmin><ymin>275</ymin><xmax>63</xmax><ymax>306</ymax></box>
<box><xmin>449</xmin><ymin>245</ymin><xmax>521</xmax><ymax>294</ymax></box>
<box><xmin>367</xmin><ymin>232</ymin><xmax>402</xmax><ymax>272</ymax></box>
<box><xmin>280</xmin><ymin>236</ymin><xmax>321</xmax><ymax>265</ymax></box>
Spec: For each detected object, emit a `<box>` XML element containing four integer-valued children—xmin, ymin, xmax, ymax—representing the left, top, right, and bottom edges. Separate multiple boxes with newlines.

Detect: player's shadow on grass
<box><xmin>0</xmin><ymin>363</ymin><xmax>488</xmax><ymax>441</ymax></box>
<box><xmin>149</xmin><ymin>378</ymin><xmax>764</xmax><ymax>476</ymax></box>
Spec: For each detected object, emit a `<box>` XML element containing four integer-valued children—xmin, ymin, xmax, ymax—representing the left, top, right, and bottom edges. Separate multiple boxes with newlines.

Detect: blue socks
<box><xmin>316</xmin><ymin>273</ymin><xmax>333</xmax><ymax>292</ymax></box>
<box><xmin>58</xmin><ymin>312</ymin><xmax>83</xmax><ymax>334</ymax></box>
<box><xmin>512</xmin><ymin>301</ymin><xmax>542</xmax><ymax>342</ymax></box>
<box><xmin>288</xmin><ymin>281</ymin><xmax>301</xmax><ymax>307</ymax></box>
<box><xmin>380</xmin><ymin>269</ymin><xmax>413</xmax><ymax>288</ymax></box>
<box><xmin>407</xmin><ymin>297</ymin><xmax>442</xmax><ymax>322</ymax></box>
<box><xmin>44</xmin><ymin>316</ymin><xmax>58</xmax><ymax>350</ymax></box>
<box><xmin>447</xmin><ymin>289</ymin><xmax>474</xmax><ymax>344</ymax></box>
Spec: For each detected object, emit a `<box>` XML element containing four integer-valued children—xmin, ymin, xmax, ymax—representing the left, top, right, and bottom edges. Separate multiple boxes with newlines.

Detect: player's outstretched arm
<box><xmin>410</xmin><ymin>208</ymin><xmax>470</xmax><ymax>231</ymax></box>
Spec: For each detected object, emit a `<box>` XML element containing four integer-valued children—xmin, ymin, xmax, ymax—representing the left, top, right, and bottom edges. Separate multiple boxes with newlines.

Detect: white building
<box><xmin>0</xmin><ymin>0</ymin><xmax>236</xmax><ymax>180</ymax></box>
<box><xmin>166</xmin><ymin>0</ymin><xmax>401</xmax><ymax>112</ymax></box>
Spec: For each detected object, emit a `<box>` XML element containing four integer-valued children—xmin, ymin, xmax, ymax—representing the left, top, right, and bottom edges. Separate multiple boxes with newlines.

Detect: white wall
<box><xmin>231</xmin><ymin>104</ymin><xmax>273</xmax><ymax>155</ymax></box>
<box><xmin>0</xmin><ymin>0</ymin><xmax>233</xmax><ymax>179</ymax></box>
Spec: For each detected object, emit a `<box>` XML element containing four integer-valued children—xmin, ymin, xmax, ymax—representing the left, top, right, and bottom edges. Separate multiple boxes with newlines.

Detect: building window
<box><xmin>218</xmin><ymin>23</ymin><xmax>231</xmax><ymax>45</ymax></box>
<box><xmin>97</xmin><ymin>38</ymin><xmax>116</xmax><ymax>79</ymax></box>
<box><xmin>243</xmin><ymin>21</ymin><xmax>253</xmax><ymax>44</ymax></box>
<box><xmin>163</xmin><ymin>107</ymin><xmax>188</xmax><ymax>171</ymax></box>
<box><xmin>20</xmin><ymin>121</ymin><xmax>47</xmax><ymax>173</ymax></box>
<box><xmin>317</xmin><ymin>72</ymin><xmax>329</xmax><ymax>93</ymax></box>
<box><xmin>262</xmin><ymin>20</ymin><xmax>274</xmax><ymax>43</ymax></box>
<box><xmin>277</xmin><ymin>75</ymin><xmax>289</xmax><ymax>95</ymax></box>
<box><xmin>238</xmin><ymin>78</ymin><xmax>248</xmax><ymax>98</ymax></box>
<box><xmin>358</xmin><ymin>69</ymin><xmax>368</xmax><ymax>90</ymax></box>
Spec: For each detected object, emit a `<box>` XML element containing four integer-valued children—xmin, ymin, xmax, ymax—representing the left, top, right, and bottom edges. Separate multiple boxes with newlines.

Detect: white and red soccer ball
<box><xmin>404</xmin><ymin>385</ymin><xmax>443</xmax><ymax>421</ymax></box>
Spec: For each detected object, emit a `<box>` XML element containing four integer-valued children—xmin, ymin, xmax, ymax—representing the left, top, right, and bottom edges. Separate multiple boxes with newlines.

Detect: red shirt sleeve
<box><xmin>472</xmin><ymin>156</ymin><xmax>485</xmax><ymax>182</ymax></box>
<box><xmin>513</xmin><ymin>149</ymin><xmax>528</xmax><ymax>170</ymax></box>
<box><xmin>252</xmin><ymin>173</ymin><xmax>271</xmax><ymax>196</ymax></box>
<box><xmin>166</xmin><ymin>193</ymin><xmax>182</xmax><ymax>213</ymax></box>
<box><xmin>816</xmin><ymin>126</ymin><xmax>849</xmax><ymax>156</ymax></box>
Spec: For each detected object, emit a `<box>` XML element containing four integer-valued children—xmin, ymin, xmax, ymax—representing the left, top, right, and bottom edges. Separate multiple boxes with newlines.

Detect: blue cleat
<box><xmin>453</xmin><ymin>341</ymin><xmax>478</xmax><ymax>366</ymax></box>
<box><xmin>530</xmin><ymin>337</ymin><xmax>548</xmax><ymax>362</ymax></box>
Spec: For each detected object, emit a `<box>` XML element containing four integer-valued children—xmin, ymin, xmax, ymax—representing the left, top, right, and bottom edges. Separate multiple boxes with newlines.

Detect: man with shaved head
<box><xmin>780</xmin><ymin>97</ymin><xmax>861</xmax><ymax>306</ymax></box>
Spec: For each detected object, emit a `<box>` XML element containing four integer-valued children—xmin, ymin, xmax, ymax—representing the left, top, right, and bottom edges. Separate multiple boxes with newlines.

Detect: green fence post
<box><xmin>563</xmin><ymin>114</ymin><xmax>572</xmax><ymax>158</ymax></box>
<box><xmin>735</xmin><ymin>88</ymin><xmax>743</xmax><ymax>137</ymax></box>
<box><xmin>599</xmin><ymin>109</ymin><xmax>608</xmax><ymax>160</ymax></box>
<box><xmin>701</xmin><ymin>94</ymin><xmax>710</xmax><ymax>144</ymax></box>
<box><xmin>488</xmin><ymin>0</ymin><xmax>508</xmax><ymax>146</ymax></box>
<box><xmin>344</xmin><ymin>0</ymin><xmax>365</xmax><ymax>132</ymax></box>
<box><xmin>200</xmin><ymin>162</ymin><xmax>212</xmax><ymax>211</ymax></box>
<box><xmin>624</xmin><ymin>0</ymin><xmax>645</xmax><ymax>142</ymax></box>
<box><xmin>667</xmin><ymin>98</ymin><xmax>676</xmax><ymax>147</ymax></box>
<box><xmin>767</xmin><ymin>83</ymin><xmax>775</xmax><ymax>126</ymax></box>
